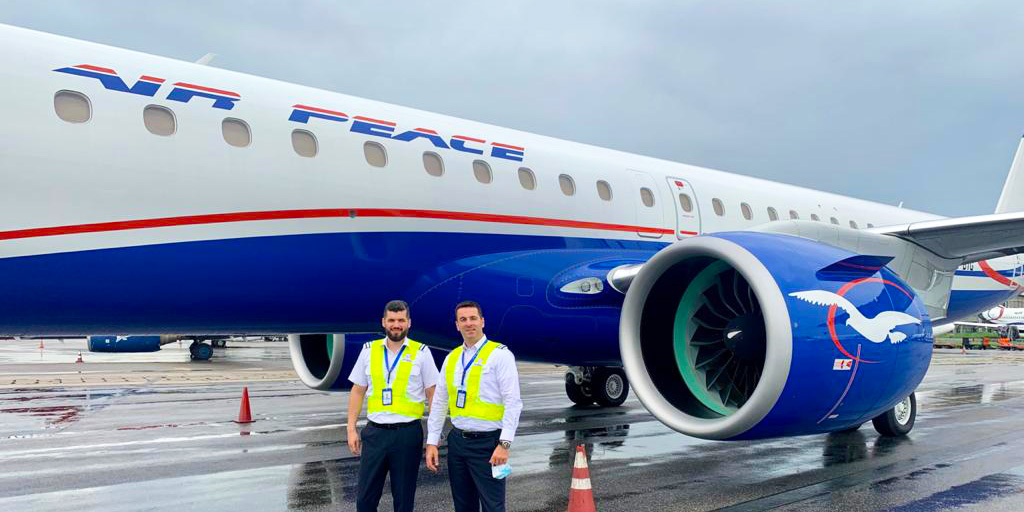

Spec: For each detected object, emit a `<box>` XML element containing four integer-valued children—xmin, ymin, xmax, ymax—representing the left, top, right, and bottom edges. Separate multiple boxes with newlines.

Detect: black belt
<box><xmin>452</xmin><ymin>428</ymin><xmax>500</xmax><ymax>439</ymax></box>
<box><xmin>367</xmin><ymin>419</ymin><xmax>421</xmax><ymax>430</ymax></box>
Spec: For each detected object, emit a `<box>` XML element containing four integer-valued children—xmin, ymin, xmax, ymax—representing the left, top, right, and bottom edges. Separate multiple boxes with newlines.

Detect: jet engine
<box><xmin>288</xmin><ymin>333</ymin><xmax>450</xmax><ymax>391</ymax></box>
<box><xmin>619</xmin><ymin>232</ymin><xmax>932</xmax><ymax>440</ymax></box>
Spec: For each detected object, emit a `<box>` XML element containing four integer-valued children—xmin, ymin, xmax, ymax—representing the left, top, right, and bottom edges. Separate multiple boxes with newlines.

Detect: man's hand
<box><xmin>489</xmin><ymin>445</ymin><xmax>509</xmax><ymax>466</ymax></box>
<box><xmin>425</xmin><ymin>444</ymin><xmax>440</xmax><ymax>473</ymax></box>
<box><xmin>347</xmin><ymin>426</ymin><xmax>361</xmax><ymax>456</ymax></box>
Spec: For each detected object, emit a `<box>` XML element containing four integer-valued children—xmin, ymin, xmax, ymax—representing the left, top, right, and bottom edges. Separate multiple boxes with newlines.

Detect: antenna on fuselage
<box><xmin>195</xmin><ymin>53</ymin><xmax>218</xmax><ymax>66</ymax></box>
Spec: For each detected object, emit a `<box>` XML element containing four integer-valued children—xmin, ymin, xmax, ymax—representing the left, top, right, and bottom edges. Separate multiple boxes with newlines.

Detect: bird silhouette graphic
<box><xmin>789</xmin><ymin>290</ymin><xmax>921</xmax><ymax>343</ymax></box>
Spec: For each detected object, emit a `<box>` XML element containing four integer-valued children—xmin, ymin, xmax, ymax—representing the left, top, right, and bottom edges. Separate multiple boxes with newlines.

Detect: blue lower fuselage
<box><xmin>0</xmin><ymin>232</ymin><xmax>1013</xmax><ymax>365</ymax></box>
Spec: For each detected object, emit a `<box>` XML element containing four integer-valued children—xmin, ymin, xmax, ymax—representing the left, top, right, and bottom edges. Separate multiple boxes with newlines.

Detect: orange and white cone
<box><xmin>75</xmin><ymin>352</ymin><xmax>84</xmax><ymax>363</ymax></box>
<box><xmin>566</xmin><ymin>445</ymin><xmax>597</xmax><ymax>512</ymax></box>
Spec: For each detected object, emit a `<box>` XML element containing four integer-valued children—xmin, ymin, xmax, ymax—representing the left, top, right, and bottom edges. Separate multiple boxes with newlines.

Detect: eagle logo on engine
<box><xmin>788</xmin><ymin>290</ymin><xmax>921</xmax><ymax>344</ymax></box>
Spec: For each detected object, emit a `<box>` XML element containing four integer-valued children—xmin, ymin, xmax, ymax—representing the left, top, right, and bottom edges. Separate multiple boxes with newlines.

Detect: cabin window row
<box><xmin>708</xmin><ymin>197</ymin><xmax>874</xmax><ymax>228</ymax></box>
<box><xmin>56</xmin><ymin>90</ymin><xmax>254</xmax><ymax>147</ymax></box>
<box><xmin>56</xmin><ymin>90</ymin><xmax>666</xmax><ymax>210</ymax></box>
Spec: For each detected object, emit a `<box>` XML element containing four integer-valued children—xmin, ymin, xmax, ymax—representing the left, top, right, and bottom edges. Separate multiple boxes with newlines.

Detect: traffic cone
<box><xmin>75</xmin><ymin>352</ymin><xmax>83</xmax><ymax>363</ymax></box>
<box><xmin>38</xmin><ymin>340</ymin><xmax>44</xmax><ymax>350</ymax></box>
<box><xmin>234</xmin><ymin>387</ymin><xmax>254</xmax><ymax>424</ymax></box>
<box><xmin>565</xmin><ymin>445</ymin><xmax>596</xmax><ymax>512</ymax></box>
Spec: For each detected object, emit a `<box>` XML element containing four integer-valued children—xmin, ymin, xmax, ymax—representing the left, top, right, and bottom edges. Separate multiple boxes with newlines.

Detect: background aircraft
<box><xmin>2</xmin><ymin>24</ymin><xmax>1024</xmax><ymax>440</ymax></box>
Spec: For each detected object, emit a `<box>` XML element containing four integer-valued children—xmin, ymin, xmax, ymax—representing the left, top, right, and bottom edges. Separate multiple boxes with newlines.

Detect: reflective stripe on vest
<box><xmin>368</xmin><ymin>339</ymin><xmax>425</xmax><ymax>419</ymax></box>
<box><xmin>446</xmin><ymin>341</ymin><xmax>505</xmax><ymax>422</ymax></box>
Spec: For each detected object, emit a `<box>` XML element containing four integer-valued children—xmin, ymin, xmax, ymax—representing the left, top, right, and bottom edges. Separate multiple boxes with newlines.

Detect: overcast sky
<box><xmin>4</xmin><ymin>1</ymin><xmax>1023</xmax><ymax>217</ymax></box>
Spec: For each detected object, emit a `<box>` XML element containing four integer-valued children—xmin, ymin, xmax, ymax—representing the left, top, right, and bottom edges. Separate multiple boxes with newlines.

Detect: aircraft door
<box><xmin>666</xmin><ymin>177</ymin><xmax>701</xmax><ymax>239</ymax></box>
<box><xmin>631</xmin><ymin>171</ymin><xmax>666</xmax><ymax>239</ymax></box>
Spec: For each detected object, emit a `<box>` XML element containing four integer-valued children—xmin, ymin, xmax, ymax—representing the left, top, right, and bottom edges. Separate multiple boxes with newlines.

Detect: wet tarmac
<box><xmin>1</xmin><ymin>343</ymin><xmax>1024</xmax><ymax>511</ymax></box>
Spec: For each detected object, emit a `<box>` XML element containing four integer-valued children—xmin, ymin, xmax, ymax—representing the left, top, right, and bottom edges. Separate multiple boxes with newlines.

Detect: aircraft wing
<box><xmin>869</xmin><ymin>211</ymin><xmax>1024</xmax><ymax>263</ymax></box>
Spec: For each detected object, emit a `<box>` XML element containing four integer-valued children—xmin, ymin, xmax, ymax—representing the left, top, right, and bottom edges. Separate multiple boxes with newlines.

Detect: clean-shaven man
<box><xmin>426</xmin><ymin>301</ymin><xmax>523</xmax><ymax>512</ymax></box>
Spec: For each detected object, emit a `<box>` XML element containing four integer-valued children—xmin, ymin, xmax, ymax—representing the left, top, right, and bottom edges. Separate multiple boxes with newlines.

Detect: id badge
<box><xmin>456</xmin><ymin>389</ymin><xmax>467</xmax><ymax>409</ymax></box>
<box><xmin>381</xmin><ymin>388</ymin><xmax>393</xmax><ymax>406</ymax></box>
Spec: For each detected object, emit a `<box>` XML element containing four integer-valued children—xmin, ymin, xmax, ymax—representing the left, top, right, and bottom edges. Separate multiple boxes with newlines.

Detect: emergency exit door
<box><xmin>665</xmin><ymin>177</ymin><xmax>701</xmax><ymax>239</ymax></box>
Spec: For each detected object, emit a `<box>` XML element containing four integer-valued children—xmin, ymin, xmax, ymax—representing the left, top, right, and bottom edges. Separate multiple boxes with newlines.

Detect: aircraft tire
<box><xmin>593</xmin><ymin>367</ymin><xmax>629</xmax><ymax>407</ymax></box>
<box><xmin>872</xmin><ymin>393</ymin><xmax>916</xmax><ymax>437</ymax></box>
<box><xmin>565</xmin><ymin>373</ymin><xmax>594</xmax><ymax>406</ymax></box>
<box><xmin>191</xmin><ymin>343</ymin><xmax>214</xmax><ymax>361</ymax></box>
<box><xmin>213</xmin><ymin>339</ymin><xmax>227</xmax><ymax>348</ymax></box>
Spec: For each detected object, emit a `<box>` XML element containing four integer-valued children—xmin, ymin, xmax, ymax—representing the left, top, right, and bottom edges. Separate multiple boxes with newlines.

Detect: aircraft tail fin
<box><xmin>995</xmin><ymin>136</ymin><xmax>1024</xmax><ymax>213</ymax></box>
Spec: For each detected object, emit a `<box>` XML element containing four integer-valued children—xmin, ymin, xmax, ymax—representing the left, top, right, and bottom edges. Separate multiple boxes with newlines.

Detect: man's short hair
<box><xmin>383</xmin><ymin>300</ymin><xmax>410</xmax><ymax>318</ymax></box>
<box><xmin>455</xmin><ymin>300</ymin><xmax>483</xmax><ymax>318</ymax></box>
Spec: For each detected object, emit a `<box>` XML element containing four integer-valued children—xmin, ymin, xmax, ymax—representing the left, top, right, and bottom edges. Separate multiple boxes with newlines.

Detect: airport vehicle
<box><xmin>2</xmin><ymin>24</ymin><xmax>1023</xmax><ymax>440</ymax></box>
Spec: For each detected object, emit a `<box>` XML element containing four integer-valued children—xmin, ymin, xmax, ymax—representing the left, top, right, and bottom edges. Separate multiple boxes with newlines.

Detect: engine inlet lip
<box><xmin>619</xmin><ymin>235</ymin><xmax>793</xmax><ymax>439</ymax></box>
<box><xmin>288</xmin><ymin>334</ymin><xmax>347</xmax><ymax>391</ymax></box>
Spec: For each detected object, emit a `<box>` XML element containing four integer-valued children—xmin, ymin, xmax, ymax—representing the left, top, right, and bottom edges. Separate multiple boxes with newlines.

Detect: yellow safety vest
<box><xmin>446</xmin><ymin>341</ymin><xmax>505</xmax><ymax>422</ymax></box>
<box><xmin>368</xmin><ymin>339</ymin><xmax>426</xmax><ymax>419</ymax></box>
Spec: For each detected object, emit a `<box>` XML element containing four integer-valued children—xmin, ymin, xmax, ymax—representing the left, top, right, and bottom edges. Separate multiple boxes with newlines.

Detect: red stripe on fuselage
<box><xmin>978</xmin><ymin>260</ymin><xmax>1019</xmax><ymax>288</ymax></box>
<box><xmin>75</xmin><ymin>64</ymin><xmax>117</xmax><ymax>75</ymax></box>
<box><xmin>172</xmin><ymin>82</ymin><xmax>241</xmax><ymax>97</ymax></box>
<box><xmin>0</xmin><ymin>208</ymin><xmax>675</xmax><ymax>241</ymax></box>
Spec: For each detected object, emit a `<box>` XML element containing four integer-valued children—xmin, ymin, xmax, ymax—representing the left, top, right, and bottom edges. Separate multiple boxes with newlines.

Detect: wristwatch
<box><xmin>499</xmin><ymin>440</ymin><xmax>512</xmax><ymax>449</ymax></box>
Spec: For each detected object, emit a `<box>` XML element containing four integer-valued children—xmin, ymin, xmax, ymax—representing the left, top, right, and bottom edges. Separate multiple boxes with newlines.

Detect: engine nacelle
<box><xmin>288</xmin><ymin>334</ymin><xmax>372</xmax><ymax>391</ymax></box>
<box><xmin>620</xmin><ymin>232</ymin><xmax>932</xmax><ymax>440</ymax></box>
<box><xmin>288</xmin><ymin>333</ymin><xmax>452</xmax><ymax>391</ymax></box>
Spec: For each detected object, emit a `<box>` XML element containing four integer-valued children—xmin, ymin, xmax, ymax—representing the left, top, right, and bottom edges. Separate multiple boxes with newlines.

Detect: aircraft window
<box><xmin>849</xmin><ymin>220</ymin><xmax>858</xmax><ymax>229</ymax></box>
<box><xmin>423</xmin><ymin>151</ymin><xmax>444</xmax><ymax>176</ymax></box>
<box><xmin>867</xmin><ymin>223</ymin><xmax>875</xmax><ymax>228</ymax></box>
<box><xmin>222</xmin><ymin>118</ymin><xmax>251</xmax><ymax>147</ymax></box>
<box><xmin>518</xmin><ymin>167</ymin><xmax>536</xmax><ymax>190</ymax></box>
<box><xmin>767</xmin><ymin>207</ymin><xmax>778</xmax><ymax>221</ymax></box>
<box><xmin>559</xmin><ymin>174</ymin><xmax>576</xmax><ymax>196</ymax></box>
<box><xmin>810</xmin><ymin>214</ymin><xmax>820</xmax><ymax>221</ymax></box>
<box><xmin>473</xmin><ymin>160</ymin><xmax>492</xmax><ymax>184</ymax></box>
<box><xmin>143</xmin><ymin>105</ymin><xmax>175</xmax><ymax>136</ymax></box>
<box><xmin>789</xmin><ymin>210</ymin><xmax>800</xmax><ymax>220</ymax></box>
<box><xmin>54</xmin><ymin>90</ymin><xmax>91</xmax><ymax>123</ymax></box>
<box><xmin>712</xmin><ymin>198</ymin><xmax>725</xmax><ymax>216</ymax></box>
<box><xmin>830</xmin><ymin>217</ymin><xmax>839</xmax><ymax>225</ymax></box>
<box><xmin>740</xmin><ymin>202</ymin><xmax>753</xmax><ymax>220</ymax></box>
<box><xmin>640</xmin><ymin>187</ymin><xmax>655</xmax><ymax>207</ymax></box>
<box><xmin>678</xmin><ymin>193</ymin><xmax>693</xmax><ymax>212</ymax></box>
<box><xmin>364</xmin><ymin>141</ymin><xmax>387</xmax><ymax>167</ymax></box>
<box><xmin>291</xmin><ymin>129</ymin><xmax>317</xmax><ymax>158</ymax></box>
<box><xmin>597</xmin><ymin>180</ymin><xmax>613</xmax><ymax>201</ymax></box>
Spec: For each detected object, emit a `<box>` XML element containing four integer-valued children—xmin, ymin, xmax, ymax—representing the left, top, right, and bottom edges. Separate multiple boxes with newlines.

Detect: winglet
<box><xmin>995</xmin><ymin>135</ymin><xmax>1024</xmax><ymax>214</ymax></box>
<box><xmin>816</xmin><ymin>255</ymin><xmax>894</xmax><ymax>281</ymax></box>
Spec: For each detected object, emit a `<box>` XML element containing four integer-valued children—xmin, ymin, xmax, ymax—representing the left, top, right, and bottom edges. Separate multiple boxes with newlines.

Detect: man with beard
<box><xmin>347</xmin><ymin>300</ymin><xmax>439</xmax><ymax>512</ymax></box>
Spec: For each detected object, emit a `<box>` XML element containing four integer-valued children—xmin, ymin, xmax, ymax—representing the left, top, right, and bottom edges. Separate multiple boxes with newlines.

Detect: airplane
<box><xmin>978</xmin><ymin>305</ymin><xmax>1024</xmax><ymax>325</ymax></box>
<box><xmin>2</xmin><ymin>23</ymin><xmax>1024</xmax><ymax>441</ymax></box>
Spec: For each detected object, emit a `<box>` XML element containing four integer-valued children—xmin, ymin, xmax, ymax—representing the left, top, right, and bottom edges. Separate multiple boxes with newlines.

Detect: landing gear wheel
<box><xmin>593</xmin><ymin>367</ymin><xmax>629</xmax><ymax>407</ymax></box>
<box><xmin>565</xmin><ymin>373</ymin><xmax>594</xmax><ymax>406</ymax></box>
<box><xmin>872</xmin><ymin>393</ymin><xmax>916</xmax><ymax>437</ymax></box>
<box><xmin>189</xmin><ymin>342</ymin><xmax>214</xmax><ymax>361</ymax></box>
<box><xmin>212</xmin><ymin>339</ymin><xmax>227</xmax><ymax>348</ymax></box>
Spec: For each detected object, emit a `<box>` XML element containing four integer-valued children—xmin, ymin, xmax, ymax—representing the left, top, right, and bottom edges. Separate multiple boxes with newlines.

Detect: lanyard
<box><xmin>383</xmin><ymin>344</ymin><xmax>406</xmax><ymax>386</ymax></box>
<box><xmin>459</xmin><ymin>340</ymin><xmax>486</xmax><ymax>388</ymax></box>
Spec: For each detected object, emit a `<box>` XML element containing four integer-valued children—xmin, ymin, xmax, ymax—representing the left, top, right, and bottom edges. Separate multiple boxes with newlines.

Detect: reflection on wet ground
<box><xmin>2</xmin><ymin>348</ymin><xmax>1024</xmax><ymax>511</ymax></box>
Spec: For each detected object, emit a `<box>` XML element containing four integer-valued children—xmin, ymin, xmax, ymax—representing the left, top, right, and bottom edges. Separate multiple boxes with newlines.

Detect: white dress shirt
<box><xmin>427</xmin><ymin>335</ymin><xmax>523</xmax><ymax>445</ymax></box>
<box><xmin>348</xmin><ymin>338</ymin><xmax>439</xmax><ymax>424</ymax></box>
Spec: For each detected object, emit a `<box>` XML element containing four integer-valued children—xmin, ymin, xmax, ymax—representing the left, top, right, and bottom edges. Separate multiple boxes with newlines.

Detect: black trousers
<box><xmin>356</xmin><ymin>420</ymin><xmax>423</xmax><ymax>512</ymax></box>
<box><xmin>448</xmin><ymin>429</ymin><xmax>506</xmax><ymax>512</ymax></box>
